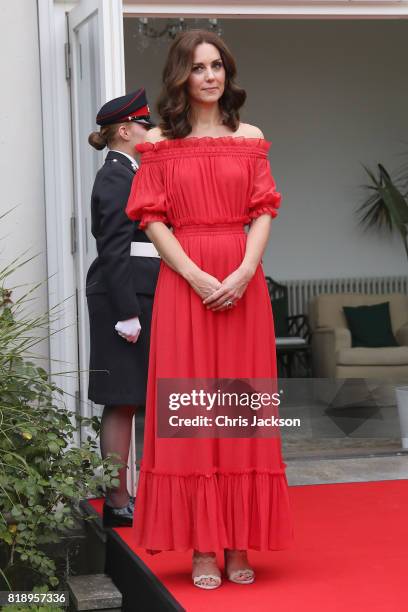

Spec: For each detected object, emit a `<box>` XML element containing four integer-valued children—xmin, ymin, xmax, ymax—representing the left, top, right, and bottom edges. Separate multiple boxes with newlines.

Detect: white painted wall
<box><xmin>0</xmin><ymin>1</ymin><xmax>48</xmax><ymax>335</ymax></box>
<box><xmin>124</xmin><ymin>17</ymin><xmax>408</xmax><ymax>281</ymax></box>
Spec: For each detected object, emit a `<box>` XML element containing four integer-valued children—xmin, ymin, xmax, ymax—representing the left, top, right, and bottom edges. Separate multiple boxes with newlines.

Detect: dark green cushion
<box><xmin>342</xmin><ymin>302</ymin><xmax>399</xmax><ymax>348</ymax></box>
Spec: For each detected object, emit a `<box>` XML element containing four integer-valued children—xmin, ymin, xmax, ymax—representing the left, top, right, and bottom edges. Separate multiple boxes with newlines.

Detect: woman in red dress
<box><xmin>126</xmin><ymin>30</ymin><xmax>294</xmax><ymax>589</ymax></box>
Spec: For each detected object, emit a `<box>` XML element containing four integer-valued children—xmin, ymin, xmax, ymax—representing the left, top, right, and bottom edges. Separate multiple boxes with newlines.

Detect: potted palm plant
<box><xmin>356</xmin><ymin>160</ymin><xmax>408</xmax><ymax>448</ymax></box>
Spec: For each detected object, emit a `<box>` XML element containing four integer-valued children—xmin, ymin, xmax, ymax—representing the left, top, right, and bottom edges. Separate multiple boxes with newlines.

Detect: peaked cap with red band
<box><xmin>96</xmin><ymin>88</ymin><xmax>155</xmax><ymax>127</ymax></box>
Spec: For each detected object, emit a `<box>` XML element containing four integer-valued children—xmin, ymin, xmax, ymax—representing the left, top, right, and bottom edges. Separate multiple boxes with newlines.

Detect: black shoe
<box><xmin>102</xmin><ymin>499</ymin><xmax>134</xmax><ymax>528</ymax></box>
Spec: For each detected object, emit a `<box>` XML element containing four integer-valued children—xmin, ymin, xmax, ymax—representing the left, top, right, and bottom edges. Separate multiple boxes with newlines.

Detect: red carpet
<box><xmin>90</xmin><ymin>479</ymin><xmax>408</xmax><ymax>611</ymax></box>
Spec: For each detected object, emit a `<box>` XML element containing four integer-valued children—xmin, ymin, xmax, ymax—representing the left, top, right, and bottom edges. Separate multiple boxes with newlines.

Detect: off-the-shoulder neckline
<box><xmin>136</xmin><ymin>135</ymin><xmax>271</xmax><ymax>154</ymax></box>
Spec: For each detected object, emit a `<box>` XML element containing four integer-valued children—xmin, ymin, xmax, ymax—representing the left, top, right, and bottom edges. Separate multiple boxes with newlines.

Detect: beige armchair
<box><xmin>308</xmin><ymin>293</ymin><xmax>408</xmax><ymax>380</ymax></box>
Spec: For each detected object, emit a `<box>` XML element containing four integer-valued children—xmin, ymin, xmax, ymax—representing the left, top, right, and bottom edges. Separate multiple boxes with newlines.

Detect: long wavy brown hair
<box><xmin>157</xmin><ymin>30</ymin><xmax>246</xmax><ymax>139</ymax></box>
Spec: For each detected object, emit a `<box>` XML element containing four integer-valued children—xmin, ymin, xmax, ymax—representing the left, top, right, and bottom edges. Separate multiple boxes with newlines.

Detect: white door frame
<box><xmin>123</xmin><ymin>0</ymin><xmax>408</xmax><ymax>19</ymax></box>
<box><xmin>38</xmin><ymin>1</ymin><xmax>79</xmax><ymax>442</ymax></box>
<box><xmin>68</xmin><ymin>0</ymin><xmax>126</xmax><ymax>428</ymax></box>
<box><xmin>39</xmin><ymin>0</ymin><xmax>408</xmax><ymax>431</ymax></box>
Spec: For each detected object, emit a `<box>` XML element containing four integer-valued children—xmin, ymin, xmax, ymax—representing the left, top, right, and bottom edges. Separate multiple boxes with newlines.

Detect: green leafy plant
<box><xmin>356</xmin><ymin>161</ymin><xmax>408</xmax><ymax>256</ymax></box>
<box><xmin>0</xmin><ymin>250</ymin><xmax>120</xmax><ymax>591</ymax></box>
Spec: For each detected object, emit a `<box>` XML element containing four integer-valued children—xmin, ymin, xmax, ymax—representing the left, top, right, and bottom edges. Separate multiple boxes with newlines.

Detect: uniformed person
<box><xmin>86</xmin><ymin>88</ymin><xmax>160</xmax><ymax>527</ymax></box>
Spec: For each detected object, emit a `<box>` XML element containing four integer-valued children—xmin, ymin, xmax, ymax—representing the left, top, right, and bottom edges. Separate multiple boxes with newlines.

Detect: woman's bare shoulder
<box><xmin>236</xmin><ymin>123</ymin><xmax>265</xmax><ymax>139</ymax></box>
<box><xmin>144</xmin><ymin>127</ymin><xmax>167</xmax><ymax>144</ymax></box>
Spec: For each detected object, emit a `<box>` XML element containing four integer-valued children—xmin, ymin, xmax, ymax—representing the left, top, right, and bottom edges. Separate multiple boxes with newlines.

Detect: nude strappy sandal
<box><xmin>192</xmin><ymin>554</ymin><xmax>222</xmax><ymax>590</ymax></box>
<box><xmin>224</xmin><ymin>550</ymin><xmax>255</xmax><ymax>584</ymax></box>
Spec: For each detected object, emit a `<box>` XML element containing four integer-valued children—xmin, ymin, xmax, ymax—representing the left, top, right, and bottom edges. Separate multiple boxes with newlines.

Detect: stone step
<box><xmin>67</xmin><ymin>574</ymin><xmax>122</xmax><ymax>611</ymax></box>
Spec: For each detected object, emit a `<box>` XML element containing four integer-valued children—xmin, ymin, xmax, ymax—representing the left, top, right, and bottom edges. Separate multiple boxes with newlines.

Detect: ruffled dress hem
<box><xmin>133</xmin><ymin>467</ymin><xmax>294</xmax><ymax>554</ymax></box>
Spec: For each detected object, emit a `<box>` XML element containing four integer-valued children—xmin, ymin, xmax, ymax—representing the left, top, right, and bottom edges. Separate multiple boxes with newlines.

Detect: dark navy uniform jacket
<box><xmin>86</xmin><ymin>150</ymin><xmax>160</xmax><ymax>319</ymax></box>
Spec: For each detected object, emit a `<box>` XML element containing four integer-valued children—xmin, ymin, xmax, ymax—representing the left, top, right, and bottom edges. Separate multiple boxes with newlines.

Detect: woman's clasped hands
<box><xmin>191</xmin><ymin>265</ymin><xmax>255</xmax><ymax>312</ymax></box>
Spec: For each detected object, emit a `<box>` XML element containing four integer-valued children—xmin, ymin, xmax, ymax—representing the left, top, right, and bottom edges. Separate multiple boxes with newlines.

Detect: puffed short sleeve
<box><xmin>249</xmin><ymin>156</ymin><xmax>282</xmax><ymax>221</ymax></box>
<box><xmin>126</xmin><ymin>158</ymin><xmax>169</xmax><ymax>230</ymax></box>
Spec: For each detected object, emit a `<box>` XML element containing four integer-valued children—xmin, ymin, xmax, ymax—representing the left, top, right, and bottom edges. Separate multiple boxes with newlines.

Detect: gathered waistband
<box><xmin>174</xmin><ymin>222</ymin><xmax>245</xmax><ymax>236</ymax></box>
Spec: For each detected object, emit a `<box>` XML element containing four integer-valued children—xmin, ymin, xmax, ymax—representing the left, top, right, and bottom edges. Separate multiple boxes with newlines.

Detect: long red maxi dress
<box><xmin>126</xmin><ymin>136</ymin><xmax>294</xmax><ymax>553</ymax></box>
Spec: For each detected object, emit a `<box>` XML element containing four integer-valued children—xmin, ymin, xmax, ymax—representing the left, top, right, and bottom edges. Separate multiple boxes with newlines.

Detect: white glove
<box><xmin>115</xmin><ymin>317</ymin><xmax>141</xmax><ymax>343</ymax></box>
